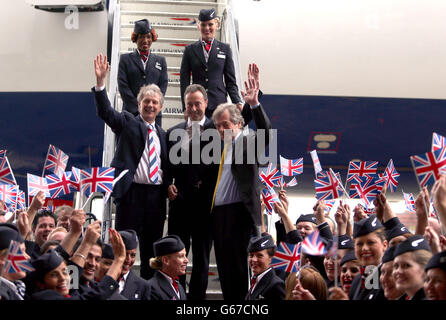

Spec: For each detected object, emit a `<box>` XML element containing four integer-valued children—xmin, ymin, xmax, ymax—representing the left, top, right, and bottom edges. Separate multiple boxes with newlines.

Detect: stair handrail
<box><xmin>220</xmin><ymin>0</ymin><xmax>243</xmax><ymax>101</ymax></box>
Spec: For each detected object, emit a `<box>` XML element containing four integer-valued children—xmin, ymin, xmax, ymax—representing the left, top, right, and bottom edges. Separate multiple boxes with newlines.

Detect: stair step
<box><xmin>121</xmin><ymin>23</ymin><xmax>203</xmax><ymax>39</ymax></box>
<box><xmin>120</xmin><ymin>0</ymin><xmax>221</xmax><ymax>14</ymax></box>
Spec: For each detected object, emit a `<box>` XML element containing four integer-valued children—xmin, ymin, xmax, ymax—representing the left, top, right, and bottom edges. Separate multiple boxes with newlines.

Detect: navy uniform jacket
<box><xmin>245</xmin><ymin>269</ymin><xmax>285</xmax><ymax>300</ymax></box>
<box><xmin>120</xmin><ymin>270</ymin><xmax>151</xmax><ymax>300</ymax></box>
<box><xmin>349</xmin><ymin>273</ymin><xmax>386</xmax><ymax>300</ymax></box>
<box><xmin>180</xmin><ymin>39</ymin><xmax>242</xmax><ymax>113</ymax></box>
<box><xmin>92</xmin><ymin>87</ymin><xmax>169</xmax><ymax>201</ymax></box>
<box><xmin>146</xmin><ymin>271</ymin><xmax>187</xmax><ymax>300</ymax></box>
<box><xmin>118</xmin><ymin>50</ymin><xmax>168</xmax><ymax>116</ymax></box>
<box><xmin>30</xmin><ymin>275</ymin><xmax>119</xmax><ymax>300</ymax></box>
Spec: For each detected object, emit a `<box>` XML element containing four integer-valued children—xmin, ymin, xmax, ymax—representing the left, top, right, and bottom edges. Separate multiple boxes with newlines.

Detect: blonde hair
<box><xmin>412</xmin><ymin>250</ymin><xmax>433</xmax><ymax>268</ymax></box>
<box><xmin>149</xmin><ymin>256</ymin><xmax>163</xmax><ymax>270</ymax></box>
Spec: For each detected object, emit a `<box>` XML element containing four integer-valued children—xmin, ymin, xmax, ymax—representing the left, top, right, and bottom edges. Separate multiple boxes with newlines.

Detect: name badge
<box><xmin>155</xmin><ymin>62</ymin><xmax>162</xmax><ymax>70</ymax></box>
<box><xmin>217</xmin><ymin>54</ymin><xmax>226</xmax><ymax>59</ymax></box>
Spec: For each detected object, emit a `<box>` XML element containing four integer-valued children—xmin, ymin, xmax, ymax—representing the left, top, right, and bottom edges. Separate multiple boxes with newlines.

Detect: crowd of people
<box><xmin>1</xmin><ymin>7</ymin><xmax>446</xmax><ymax>302</ymax></box>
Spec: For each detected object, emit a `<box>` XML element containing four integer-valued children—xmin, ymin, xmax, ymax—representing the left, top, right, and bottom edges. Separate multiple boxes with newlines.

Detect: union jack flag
<box><xmin>410</xmin><ymin>147</ymin><xmax>446</xmax><ymax>187</ymax></box>
<box><xmin>27</xmin><ymin>173</ymin><xmax>50</xmax><ymax>197</ymax></box>
<box><xmin>279</xmin><ymin>176</ymin><xmax>298</xmax><ymax>188</ymax></box>
<box><xmin>314</xmin><ymin>170</ymin><xmax>344</xmax><ymax>200</ymax></box>
<box><xmin>347</xmin><ymin>161</ymin><xmax>378</xmax><ymax>182</ymax></box>
<box><xmin>432</xmin><ymin>132</ymin><xmax>446</xmax><ymax>152</ymax></box>
<box><xmin>80</xmin><ymin>167</ymin><xmax>115</xmax><ymax>197</ymax></box>
<box><xmin>0</xmin><ymin>156</ymin><xmax>17</xmax><ymax>185</ymax></box>
<box><xmin>302</xmin><ymin>229</ymin><xmax>327</xmax><ymax>256</ymax></box>
<box><xmin>46</xmin><ymin>172</ymin><xmax>76</xmax><ymax>199</ymax></box>
<box><xmin>259</xmin><ymin>163</ymin><xmax>282</xmax><ymax>189</ymax></box>
<box><xmin>271</xmin><ymin>242</ymin><xmax>302</xmax><ymax>273</ymax></box>
<box><xmin>382</xmin><ymin>159</ymin><xmax>400</xmax><ymax>192</ymax></box>
<box><xmin>354</xmin><ymin>176</ymin><xmax>384</xmax><ymax>207</ymax></box>
<box><xmin>0</xmin><ymin>184</ymin><xmax>18</xmax><ymax>207</ymax></box>
<box><xmin>403</xmin><ymin>191</ymin><xmax>415</xmax><ymax>213</ymax></box>
<box><xmin>43</xmin><ymin>144</ymin><xmax>69</xmax><ymax>178</ymax></box>
<box><xmin>430</xmin><ymin>196</ymin><xmax>438</xmax><ymax>218</ymax></box>
<box><xmin>326</xmin><ymin>235</ymin><xmax>338</xmax><ymax>258</ymax></box>
<box><xmin>310</xmin><ymin>150</ymin><xmax>323</xmax><ymax>175</ymax></box>
<box><xmin>0</xmin><ymin>150</ymin><xmax>6</xmax><ymax>157</ymax></box>
<box><xmin>17</xmin><ymin>190</ymin><xmax>26</xmax><ymax>211</ymax></box>
<box><xmin>69</xmin><ymin>167</ymin><xmax>81</xmax><ymax>191</ymax></box>
<box><xmin>323</xmin><ymin>199</ymin><xmax>336</xmax><ymax>214</ymax></box>
<box><xmin>279</xmin><ymin>155</ymin><xmax>303</xmax><ymax>176</ymax></box>
<box><xmin>261</xmin><ymin>187</ymin><xmax>279</xmax><ymax>214</ymax></box>
<box><xmin>3</xmin><ymin>240</ymin><xmax>35</xmax><ymax>274</ymax></box>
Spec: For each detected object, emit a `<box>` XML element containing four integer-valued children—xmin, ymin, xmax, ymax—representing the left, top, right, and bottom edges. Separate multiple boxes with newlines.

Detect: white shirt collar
<box><xmin>187</xmin><ymin>116</ymin><xmax>206</xmax><ymax>127</ymax></box>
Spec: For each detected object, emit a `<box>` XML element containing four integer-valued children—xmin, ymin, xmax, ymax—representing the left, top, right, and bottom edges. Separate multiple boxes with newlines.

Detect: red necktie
<box><xmin>203</xmin><ymin>40</ymin><xmax>212</xmax><ymax>52</ymax></box>
<box><xmin>140</xmin><ymin>50</ymin><xmax>148</xmax><ymax>62</ymax></box>
<box><xmin>170</xmin><ymin>276</ymin><xmax>179</xmax><ymax>293</ymax></box>
<box><xmin>360</xmin><ymin>266</ymin><xmax>366</xmax><ymax>289</ymax></box>
<box><xmin>249</xmin><ymin>275</ymin><xmax>257</xmax><ymax>293</ymax></box>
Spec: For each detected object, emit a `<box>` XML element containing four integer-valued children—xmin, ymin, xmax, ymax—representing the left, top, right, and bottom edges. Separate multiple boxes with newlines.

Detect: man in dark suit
<box><xmin>166</xmin><ymin>84</ymin><xmax>216</xmax><ymax>300</ymax></box>
<box><xmin>92</xmin><ymin>54</ymin><xmax>168</xmax><ymax>280</ymax></box>
<box><xmin>211</xmin><ymin>75</ymin><xmax>271</xmax><ymax>300</ymax></box>
<box><xmin>180</xmin><ymin>8</ymin><xmax>243</xmax><ymax>118</ymax></box>
<box><xmin>118</xmin><ymin>19</ymin><xmax>168</xmax><ymax>127</ymax></box>
<box><xmin>246</xmin><ymin>234</ymin><xmax>285</xmax><ymax>300</ymax></box>
<box><xmin>147</xmin><ymin>235</ymin><xmax>188</xmax><ymax>300</ymax></box>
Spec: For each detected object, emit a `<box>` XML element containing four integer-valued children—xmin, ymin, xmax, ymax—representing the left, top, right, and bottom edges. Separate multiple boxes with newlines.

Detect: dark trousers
<box><xmin>212</xmin><ymin>202</ymin><xmax>253</xmax><ymax>300</ymax></box>
<box><xmin>115</xmin><ymin>183</ymin><xmax>166</xmax><ymax>280</ymax></box>
<box><xmin>168</xmin><ymin>194</ymin><xmax>212</xmax><ymax>300</ymax></box>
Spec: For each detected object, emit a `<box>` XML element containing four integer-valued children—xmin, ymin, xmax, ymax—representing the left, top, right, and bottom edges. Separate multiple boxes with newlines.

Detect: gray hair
<box><xmin>184</xmin><ymin>84</ymin><xmax>208</xmax><ymax>101</ymax></box>
<box><xmin>212</xmin><ymin>102</ymin><xmax>244</xmax><ymax>127</ymax></box>
<box><xmin>137</xmin><ymin>84</ymin><xmax>164</xmax><ymax>106</ymax></box>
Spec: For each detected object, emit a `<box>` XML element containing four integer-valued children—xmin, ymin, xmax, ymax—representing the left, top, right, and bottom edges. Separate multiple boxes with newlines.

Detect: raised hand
<box><xmin>247</xmin><ymin>63</ymin><xmax>260</xmax><ymax>89</ymax></box>
<box><xmin>432</xmin><ymin>175</ymin><xmax>446</xmax><ymax>226</ymax></box>
<box><xmin>94</xmin><ymin>53</ymin><xmax>109</xmax><ymax>88</ymax></box>
<box><xmin>84</xmin><ymin>220</ymin><xmax>102</xmax><ymax>245</ymax></box>
<box><xmin>313</xmin><ymin>200</ymin><xmax>326</xmax><ymax>225</ymax></box>
<box><xmin>328</xmin><ymin>287</ymin><xmax>349</xmax><ymax>300</ymax></box>
<box><xmin>70</xmin><ymin>209</ymin><xmax>86</xmax><ymax>235</ymax></box>
<box><xmin>278</xmin><ymin>190</ymin><xmax>289</xmax><ymax>213</ymax></box>
<box><xmin>353</xmin><ymin>204</ymin><xmax>367</xmax><ymax>222</ymax></box>
<box><xmin>29</xmin><ymin>190</ymin><xmax>45</xmax><ymax>212</ymax></box>
<box><xmin>241</xmin><ymin>78</ymin><xmax>259</xmax><ymax>107</ymax></box>
<box><xmin>292</xmin><ymin>278</ymin><xmax>316</xmax><ymax>300</ymax></box>
<box><xmin>17</xmin><ymin>211</ymin><xmax>31</xmax><ymax>239</ymax></box>
<box><xmin>109</xmin><ymin>228</ymin><xmax>126</xmax><ymax>262</ymax></box>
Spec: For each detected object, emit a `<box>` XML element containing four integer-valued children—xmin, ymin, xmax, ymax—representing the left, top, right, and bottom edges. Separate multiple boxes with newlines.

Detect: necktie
<box><xmin>203</xmin><ymin>40</ymin><xmax>212</xmax><ymax>52</ymax></box>
<box><xmin>140</xmin><ymin>50</ymin><xmax>148</xmax><ymax>62</ymax></box>
<box><xmin>249</xmin><ymin>275</ymin><xmax>258</xmax><ymax>294</ymax></box>
<box><xmin>147</xmin><ymin>124</ymin><xmax>159</xmax><ymax>183</ymax></box>
<box><xmin>360</xmin><ymin>266</ymin><xmax>366</xmax><ymax>289</ymax></box>
<box><xmin>170</xmin><ymin>276</ymin><xmax>179</xmax><ymax>293</ymax></box>
<box><xmin>211</xmin><ymin>142</ymin><xmax>229</xmax><ymax>210</ymax></box>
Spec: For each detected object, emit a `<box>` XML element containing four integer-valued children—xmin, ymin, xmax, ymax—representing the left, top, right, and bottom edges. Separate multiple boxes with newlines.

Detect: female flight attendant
<box><xmin>118</xmin><ymin>19</ymin><xmax>168</xmax><ymax>126</ymax></box>
<box><xmin>180</xmin><ymin>8</ymin><xmax>243</xmax><ymax>118</ymax></box>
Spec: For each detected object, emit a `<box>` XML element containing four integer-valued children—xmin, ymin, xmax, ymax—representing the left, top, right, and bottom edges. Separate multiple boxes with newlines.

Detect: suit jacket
<box><xmin>146</xmin><ymin>271</ymin><xmax>187</xmax><ymax>300</ymax></box>
<box><xmin>227</xmin><ymin>103</ymin><xmax>271</xmax><ymax>229</ymax></box>
<box><xmin>180</xmin><ymin>39</ymin><xmax>242</xmax><ymax>112</ymax></box>
<box><xmin>245</xmin><ymin>269</ymin><xmax>285</xmax><ymax>300</ymax></box>
<box><xmin>31</xmin><ymin>275</ymin><xmax>119</xmax><ymax>300</ymax></box>
<box><xmin>349</xmin><ymin>273</ymin><xmax>386</xmax><ymax>300</ymax></box>
<box><xmin>120</xmin><ymin>270</ymin><xmax>151</xmax><ymax>300</ymax></box>
<box><xmin>118</xmin><ymin>50</ymin><xmax>168</xmax><ymax>115</ymax></box>
<box><xmin>92</xmin><ymin>87</ymin><xmax>169</xmax><ymax>201</ymax></box>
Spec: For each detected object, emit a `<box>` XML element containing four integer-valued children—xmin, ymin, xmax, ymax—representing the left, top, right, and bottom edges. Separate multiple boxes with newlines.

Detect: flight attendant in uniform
<box><xmin>180</xmin><ymin>8</ymin><xmax>243</xmax><ymax>118</ymax></box>
<box><xmin>147</xmin><ymin>235</ymin><xmax>188</xmax><ymax>300</ymax></box>
<box><xmin>245</xmin><ymin>234</ymin><xmax>285</xmax><ymax>300</ymax></box>
<box><xmin>118</xmin><ymin>19</ymin><xmax>168</xmax><ymax>127</ymax></box>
